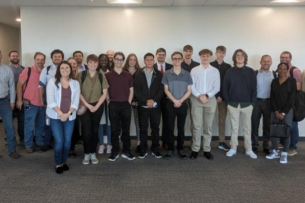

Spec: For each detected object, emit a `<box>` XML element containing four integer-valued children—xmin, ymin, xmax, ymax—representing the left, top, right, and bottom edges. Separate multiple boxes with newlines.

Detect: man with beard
<box><xmin>106</xmin><ymin>50</ymin><xmax>115</xmax><ymax>70</ymax></box>
<box><xmin>73</xmin><ymin>51</ymin><xmax>88</xmax><ymax>72</ymax></box>
<box><xmin>8</xmin><ymin>51</ymin><xmax>25</xmax><ymax>144</ymax></box>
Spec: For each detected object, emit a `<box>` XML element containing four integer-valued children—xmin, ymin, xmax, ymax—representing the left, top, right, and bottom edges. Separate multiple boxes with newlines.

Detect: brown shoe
<box><xmin>26</xmin><ymin>147</ymin><xmax>34</xmax><ymax>153</ymax></box>
<box><xmin>288</xmin><ymin>149</ymin><xmax>297</xmax><ymax>156</ymax></box>
<box><xmin>9</xmin><ymin>151</ymin><xmax>21</xmax><ymax>159</ymax></box>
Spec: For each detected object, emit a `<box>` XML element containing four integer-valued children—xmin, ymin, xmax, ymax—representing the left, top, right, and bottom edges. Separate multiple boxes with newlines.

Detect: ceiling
<box><xmin>1</xmin><ymin>0</ymin><xmax>305</xmax><ymax>28</ymax></box>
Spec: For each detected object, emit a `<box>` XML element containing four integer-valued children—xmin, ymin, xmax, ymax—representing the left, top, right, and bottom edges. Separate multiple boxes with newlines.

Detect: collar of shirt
<box><xmin>143</xmin><ymin>68</ymin><xmax>155</xmax><ymax>75</ymax></box>
<box><xmin>199</xmin><ymin>64</ymin><xmax>213</xmax><ymax>70</ymax></box>
<box><xmin>258</xmin><ymin>69</ymin><xmax>272</xmax><ymax>73</ymax></box>
<box><xmin>8</xmin><ymin>63</ymin><xmax>22</xmax><ymax>69</ymax></box>
<box><xmin>157</xmin><ymin>62</ymin><xmax>165</xmax><ymax>70</ymax></box>
<box><xmin>169</xmin><ymin>67</ymin><xmax>185</xmax><ymax>75</ymax></box>
<box><xmin>78</xmin><ymin>64</ymin><xmax>86</xmax><ymax>72</ymax></box>
<box><xmin>234</xmin><ymin>66</ymin><xmax>246</xmax><ymax>70</ymax></box>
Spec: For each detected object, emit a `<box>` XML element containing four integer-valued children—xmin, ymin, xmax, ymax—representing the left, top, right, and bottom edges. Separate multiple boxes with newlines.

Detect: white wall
<box><xmin>0</xmin><ymin>22</ymin><xmax>20</xmax><ymax>64</ymax></box>
<box><xmin>21</xmin><ymin>6</ymin><xmax>305</xmax><ymax>137</ymax></box>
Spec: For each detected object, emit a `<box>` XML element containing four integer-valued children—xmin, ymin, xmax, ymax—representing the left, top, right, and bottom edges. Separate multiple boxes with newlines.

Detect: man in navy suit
<box><xmin>153</xmin><ymin>48</ymin><xmax>173</xmax><ymax>149</ymax></box>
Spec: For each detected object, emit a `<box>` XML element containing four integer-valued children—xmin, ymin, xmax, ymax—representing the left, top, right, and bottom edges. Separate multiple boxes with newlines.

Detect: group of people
<box><xmin>0</xmin><ymin>45</ymin><xmax>304</xmax><ymax>174</ymax></box>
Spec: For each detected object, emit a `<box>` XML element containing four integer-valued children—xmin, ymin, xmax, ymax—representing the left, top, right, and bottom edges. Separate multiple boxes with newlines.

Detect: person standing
<box><xmin>47</xmin><ymin>61</ymin><xmax>80</xmax><ymax>173</ymax></box>
<box><xmin>162</xmin><ymin>52</ymin><xmax>193</xmax><ymax>159</ymax></box>
<box><xmin>190</xmin><ymin>49</ymin><xmax>220</xmax><ymax>160</ymax></box>
<box><xmin>77</xmin><ymin>54</ymin><xmax>109</xmax><ymax>165</ymax></box>
<box><xmin>0</xmin><ymin>49</ymin><xmax>20</xmax><ymax>159</ymax></box>
<box><xmin>105</xmin><ymin>52</ymin><xmax>134</xmax><ymax>161</ymax></box>
<box><xmin>73</xmin><ymin>51</ymin><xmax>88</xmax><ymax>72</ymax></box>
<box><xmin>210</xmin><ymin>46</ymin><xmax>232</xmax><ymax>151</ymax></box>
<box><xmin>8</xmin><ymin>50</ymin><xmax>25</xmax><ymax>144</ymax></box>
<box><xmin>134</xmin><ymin>53</ymin><xmax>163</xmax><ymax>159</ymax></box>
<box><xmin>106</xmin><ymin>50</ymin><xmax>115</xmax><ymax>70</ymax></box>
<box><xmin>223</xmin><ymin>49</ymin><xmax>257</xmax><ymax>159</ymax></box>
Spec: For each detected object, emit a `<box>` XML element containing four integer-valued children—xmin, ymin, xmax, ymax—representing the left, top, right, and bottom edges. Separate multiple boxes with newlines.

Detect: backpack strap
<box><xmin>84</xmin><ymin>64</ymin><xmax>88</xmax><ymax>70</ymax></box>
<box><xmin>20</xmin><ymin>65</ymin><xmax>25</xmax><ymax>69</ymax></box>
<box><xmin>272</xmin><ymin>70</ymin><xmax>277</xmax><ymax>79</ymax></box>
<box><xmin>290</xmin><ymin>66</ymin><xmax>296</xmax><ymax>78</ymax></box>
<box><xmin>98</xmin><ymin>72</ymin><xmax>103</xmax><ymax>86</ymax></box>
<box><xmin>255</xmin><ymin>70</ymin><xmax>258</xmax><ymax>76</ymax></box>
<box><xmin>81</xmin><ymin>70</ymin><xmax>87</xmax><ymax>84</ymax></box>
<box><xmin>46</xmin><ymin>65</ymin><xmax>51</xmax><ymax>75</ymax></box>
<box><xmin>23</xmin><ymin>67</ymin><xmax>31</xmax><ymax>94</ymax></box>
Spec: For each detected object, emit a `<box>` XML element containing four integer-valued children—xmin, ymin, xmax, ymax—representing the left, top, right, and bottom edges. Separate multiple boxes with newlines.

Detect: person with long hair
<box><xmin>266</xmin><ymin>63</ymin><xmax>296</xmax><ymax>164</ymax></box>
<box><xmin>77</xmin><ymin>54</ymin><xmax>109</xmax><ymax>165</ymax></box>
<box><xmin>67</xmin><ymin>57</ymin><xmax>81</xmax><ymax>158</ymax></box>
<box><xmin>97</xmin><ymin>54</ymin><xmax>112</xmax><ymax>155</ymax></box>
<box><xmin>46</xmin><ymin>61</ymin><xmax>80</xmax><ymax>174</ymax></box>
<box><xmin>123</xmin><ymin>53</ymin><xmax>141</xmax><ymax>152</ymax></box>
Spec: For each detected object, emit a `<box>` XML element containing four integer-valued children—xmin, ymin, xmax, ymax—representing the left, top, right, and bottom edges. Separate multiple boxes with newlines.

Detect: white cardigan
<box><xmin>46</xmin><ymin>78</ymin><xmax>80</xmax><ymax>120</ymax></box>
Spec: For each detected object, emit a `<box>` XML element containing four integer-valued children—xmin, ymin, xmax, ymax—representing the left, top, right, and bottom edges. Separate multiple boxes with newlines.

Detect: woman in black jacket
<box><xmin>266</xmin><ymin>63</ymin><xmax>296</xmax><ymax>164</ymax></box>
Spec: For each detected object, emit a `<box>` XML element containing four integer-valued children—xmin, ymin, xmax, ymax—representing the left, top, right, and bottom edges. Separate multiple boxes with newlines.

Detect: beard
<box><xmin>10</xmin><ymin>59</ymin><xmax>19</xmax><ymax>65</ymax></box>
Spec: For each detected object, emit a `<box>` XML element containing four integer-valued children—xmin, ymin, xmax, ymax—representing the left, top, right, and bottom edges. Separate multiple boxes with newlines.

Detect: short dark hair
<box><xmin>73</xmin><ymin>51</ymin><xmax>83</xmax><ymax>57</ymax></box>
<box><xmin>216</xmin><ymin>46</ymin><xmax>226</xmax><ymax>53</ymax></box>
<box><xmin>277</xmin><ymin>62</ymin><xmax>289</xmax><ymax>70</ymax></box>
<box><xmin>183</xmin><ymin>45</ymin><xmax>193</xmax><ymax>52</ymax></box>
<box><xmin>114</xmin><ymin>52</ymin><xmax>125</xmax><ymax>61</ymax></box>
<box><xmin>199</xmin><ymin>49</ymin><xmax>213</xmax><ymax>56</ymax></box>
<box><xmin>281</xmin><ymin>51</ymin><xmax>292</xmax><ymax>59</ymax></box>
<box><xmin>86</xmin><ymin>54</ymin><xmax>98</xmax><ymax>63</ymax></box>
<box><xmin>232</xmin><ymin>49</ymin><xmax>248</xmax><ymax>66</ymax></box>
<box><xmin>34</xmin><ymin>52</ymin><xmax>46</xmax><ymax>60</ymax></box>
<box><xmin>8</xmin><ymin>50</ymin><xmax>19</xmax><ymax>57</ymax></box>
<box><xmin>156</xmin><ymin>48</ymin><xmax>166</xmax><ymax>55</ymax></box>
<box><xmin>51</xmin><ymin>49</ymin><xmax>64</xmax><ymax>59</ymax></box>
<box><xmin>144</xmin><ymin>53</ymin><xmax>154</xmax><ymax>59</ymax></box>
<box><xmin>171</xmin><ymin>51</ymin><xmax>183</xmax><ymax>59</ymax></box>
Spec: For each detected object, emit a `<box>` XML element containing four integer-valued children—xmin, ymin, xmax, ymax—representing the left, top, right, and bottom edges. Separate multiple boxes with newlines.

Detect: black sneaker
<box><xmin>108</xmin><ymin>154</ymin><xmax>119</xmax><ymax>162</ymax></box>
<box><xmin>121</xmin><ymin>152</ymin><xmax>135</xmax><ymax>161</ymax></box>
<box><xmin>263</xmin><ymin>148</ymin><xmax>270</xmax><ymax>155</ymax></box>
<box><xmin>252</xmin><ymin>147</ymin><xmax>258</xmax><ymax>154</ymax></box>
<box><xmin>62</xmin><ymin>164</ymin><xmax>69</xmax><ymax>171</ymax></box>
<box><xmin>178</xmin><ymin>150</ymin><xmax>188</xmax><ymax>160</ymax></box>
<box><xmin>190</xmin><ymin>151</ymin><xmax>198</xmax><ymax>160</ymax></box>
<box><xmin>218</xmin><ymin>142</ymin><xmax>230</xmax><ymax>151</ymax></box>
<box><xmin>203</xmin><ymin>152</ymin><xmax>214</xmax><ymax>160</ymax></box>
<box><xmin>151</xmin><ymin>151</ymin><xmax>162</xmax><ymax>159</ymax></box>
<box><xmin>163</xmin><ymin>151</ymin><xmax>174</xmax><ymax>160</ymax></box>
<box><xmin>138</xmin><ymin>152</ymin><xmax>148</xmax><ymax>159</ymax></box>
<box><xmin>55</xmin><ymin>166</ymin><xmax>63</xmax><ymax>174</ymax></box>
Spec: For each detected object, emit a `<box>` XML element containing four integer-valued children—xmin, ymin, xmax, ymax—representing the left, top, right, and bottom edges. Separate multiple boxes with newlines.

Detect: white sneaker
<box><xmin>90</xmin><ymin>153</ymin><xmax>99</xmax><ymax>164</ymax></box>
<box><xmin>106</xmin><ymin>145</ymin><xmax>112</xmax><ymax>154</ymax></box>
<box><xmin>280</xmin><ymin>152</ymin><xmax>288</xmax><ymax>164</ymax></box>
<box><xmin>82</xmin><ymin>154</ymin><xmax>90</xmax><ymax>165</ymax></box>
<box><xmin>226</xmin><ymin>149</ymin><xmax>237</xmax><ymax>157</ymax></box>
<box><xmin>266</xmin><ymin>150</ymin><xmax>280</xmax><ymax>159</ymax></box>
<box><xmin>98</xmin><ymin>145</ymin><xmax>105</xmax><ymax>154</ymax></box>
<box><xmin>246</xmin><ymin>151</ymin><xmax>257</xmax><ymax>159</ymax></box>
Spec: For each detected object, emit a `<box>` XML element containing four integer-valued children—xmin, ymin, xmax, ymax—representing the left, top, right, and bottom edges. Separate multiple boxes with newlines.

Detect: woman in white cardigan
<box><xmin>47</xmin><ymin>61</ymin><xmax>80</xmax><ymax>174</ymax></box>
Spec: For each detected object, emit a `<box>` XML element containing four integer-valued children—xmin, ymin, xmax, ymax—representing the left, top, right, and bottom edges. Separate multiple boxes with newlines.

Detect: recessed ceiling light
<box><xmin>107</xmin><ymin>0</ymin><xmax>141</xmax><ymax>4</ymax></box>
<box><xmin>271</xmin><ymin>0</ymin><xmax>303</xmax><ymax>3</ymax></box>
<box><xmin>16</xmin><ymin>18</ymin><xmax>21</xmax><ymax>22</ymax></box>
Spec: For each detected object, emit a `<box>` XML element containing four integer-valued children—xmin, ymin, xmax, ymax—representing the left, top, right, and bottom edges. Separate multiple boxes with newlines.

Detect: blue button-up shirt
<box><xmin>256</xmin><ymin>69</ymin><xmax>274</xmax><ymax>99</ymax></box>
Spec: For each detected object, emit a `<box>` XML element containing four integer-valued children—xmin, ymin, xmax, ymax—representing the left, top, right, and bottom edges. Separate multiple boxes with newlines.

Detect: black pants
<box><xmin>167</xmin><ymin>101</ymin><xmax>188</xmax><ymax>151</ymax></box>
<box><xmin>70</xmin><ymin>115</ymin><xmax>80</xmax><ymax>151</ymax></box>
<box><xmin>251</xmin><ymin>100</ymin><xmax>271</xmax><ymax>149</ymax></box>
<box><xmin>138</xmin><ymin>106</ymin><xmax>161</xmax><ymax>153</ymax></box>
<box><xmin>109</xmin><ymin>101</ymin><xmax>131</xmax><ymax>155</ymax></box>
<box><xmin>80</xmin><ymin>102</ymin><xmax>103</xmax><ymax>154</ymax></box>
<box><xmin>161</xmin><ymin>95</ymin><xmax>169</xmax><ymax>145</ymax></box>
<box><xmin>270</xmin><ymin>109</ymin><xmax>293</xmax><ymax>152</ymax></box>
<box><xmin>13</xmin><ymin>106</ymin><xmax>24</xmax><ymax>142</ymax></box>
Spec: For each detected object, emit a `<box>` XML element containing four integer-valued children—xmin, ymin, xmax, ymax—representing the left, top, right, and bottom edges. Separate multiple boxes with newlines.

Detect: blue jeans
<box><xmin>289</xmin><ymin>121</ymin><xmax>299</xmax><ymax>150</ymax></box>
<box><xmin>98</xmin><ymin>124</ymin><xmax>111</xmax><ymax>145</ymax></box>
<box><xmin>50</xmin><ymin>119</ymin><xmax>74</xmax><ymax>165</ymax></box>
<box><xmin>24</xmin><ymin>104</ymin><xmax>46</xmax><ymax>148</ymax></box>
<box><xmin>44</xmin><ymin>125</ymin><xmax>53</xmax><ymax>146</ymax></box>
<box><xmin>0</xmin><ymin>98</ymin><xmax>17</xmax><ymax>153</ymax></box>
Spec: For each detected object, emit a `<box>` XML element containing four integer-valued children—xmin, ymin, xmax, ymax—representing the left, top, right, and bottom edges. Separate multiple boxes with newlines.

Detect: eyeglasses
<box><xmin>114</xmin><ymin>58</ymin><xmax>124</xmax><ymax>63</ymax></box>
<box><xmin>172</xmin><ymin>58</ymin><xmax>183</xmax><ymax>61</ymax></box>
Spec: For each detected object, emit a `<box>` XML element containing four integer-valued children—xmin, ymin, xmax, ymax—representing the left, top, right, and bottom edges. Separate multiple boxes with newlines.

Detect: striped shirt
<box><xmin>0</xmin><ymin>64</ymin><xmax>15</xmax><ymax>102</ymax></box>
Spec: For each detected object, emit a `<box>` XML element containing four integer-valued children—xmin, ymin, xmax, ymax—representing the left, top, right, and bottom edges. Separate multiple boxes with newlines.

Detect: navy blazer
<box><xmin>153</xmin><ymin>63</ymin><xmax>173</xmax><ymax>72</ymax></box>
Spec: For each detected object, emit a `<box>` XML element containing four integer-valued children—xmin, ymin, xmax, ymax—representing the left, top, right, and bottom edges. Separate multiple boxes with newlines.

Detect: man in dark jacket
<box><xmin>134</xmin><ymin>53</ymin><xmax>164</xmax><ymax>159</ymax></box>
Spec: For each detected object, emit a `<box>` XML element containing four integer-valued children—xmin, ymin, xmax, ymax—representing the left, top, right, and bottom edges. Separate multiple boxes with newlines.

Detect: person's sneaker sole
<box><xmin>91</xmin><ymin>160</ymin><xmax>99</xmax><ymax>164</ymax></box>
<box><xmin>82</xmin><ymin>161</ymin><xmax>90</xmax><ymax>165</ymax></box>
<box><xmin>218</xmin><ymin>146</ymin><xmax>229</xmax><ymax>151</ymax></box>
<box><xmin>108</xmin><ymin>155</ymin><xmax>119</xmax><ymax>162</ymax></box>
<box><xmin>288</xmin><ymin>152</ymin><xmax>297</xmax><ymax>156</ymax></box>
<box><xmin>280</xmin><ymin>160</ymin><xmax>288</xmax><ymax>164</ymax></box>
<box><xmin>151</xmin><ymin>152</ymin><xmax>162</xmax><ymax>159</ymax></box>
<box><xmin>138</xmin><ymin>153</ymin><xmax>148</xmax><ymax>159</ymax></box>
<box><xmin>266</xmin><ymin>155</ymin><xmax>280</xmax><ymax>159</ymax></box>
<box><xmin>121</xmin><ymin>154</ymin><xmax>136</xmax><ymax>160</ymax></box>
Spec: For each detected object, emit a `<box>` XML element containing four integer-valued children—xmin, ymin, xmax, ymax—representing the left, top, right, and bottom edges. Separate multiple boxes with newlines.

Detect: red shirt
<box><xmin>19</xmin><ymin>66</ymin><xmax>43</xmax><ymax>106</ymax></box>
<box><xmin>105</xmin><ymin>70</ymin><xmax>133</xmax><ymax>102</ymax></box>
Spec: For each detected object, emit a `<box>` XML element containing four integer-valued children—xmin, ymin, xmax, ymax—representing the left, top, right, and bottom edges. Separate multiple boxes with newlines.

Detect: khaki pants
<box><xmin>191</xmin><ymin>96</ymin><xmax>217</xmax><ymax>152</ymax></box>
<box><xmin>217</xmin><ymin>101</ymin><xmax>227</xmax><ymax>142</ymax></box>
<box><xmin>227</xmin><ymin>104</ymin><xmax>253</xmax><ymax>151</ymax></box>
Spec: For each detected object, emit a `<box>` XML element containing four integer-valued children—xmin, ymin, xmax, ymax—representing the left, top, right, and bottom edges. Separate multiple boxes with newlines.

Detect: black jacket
<box><xmin>134</xmin><ymin>68</ymin><xmax>164</xmax><ymax>107</ymax></box>
<box><xmin>153</xmin><ymin>63</ymin><xmax>173</xmax><ymax>71</ymax></box>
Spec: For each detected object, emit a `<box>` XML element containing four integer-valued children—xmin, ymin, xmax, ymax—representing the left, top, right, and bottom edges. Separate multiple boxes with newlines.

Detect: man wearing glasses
<box><xmin>223</xmin><ymin>49</ymin><xmax>257</xmax><ymax>159</ymax></box>
<box><xmin>162</xmin><ymin>52</ymin><xmax>193</xmax><ymax>159</ymax></box>
<box><xmin>105</xmin><ymin>52</ymin><xmax>134</xmax><ymax>161</ymax></box>
<box><xmin>190</xmin><ymin>49</ymin><xmax>220</xmax><ymax>160</ymax></box>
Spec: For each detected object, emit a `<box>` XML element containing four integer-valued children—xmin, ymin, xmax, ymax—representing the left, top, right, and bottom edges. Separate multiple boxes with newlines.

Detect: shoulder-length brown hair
<box><xmin>232</xmin><ymin>49</ymin><xmax>248</xmax><ymax>67</ymax></box>
<box><xmin>123</xmin><ymin>53</ymin><xmax>141</xmax><ymax>72</ymax></box>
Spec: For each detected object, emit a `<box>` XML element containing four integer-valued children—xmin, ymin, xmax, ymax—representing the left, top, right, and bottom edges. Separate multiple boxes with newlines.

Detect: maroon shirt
<box><xmin>105</xmin><ymin>70</ymin><xmax>133</xmax><ymax>102</ymax></box>
<box><xmin>60</xmin><ymin>86</ymin><xmax>71</xmax><ymax>113</ymax></box>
